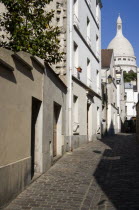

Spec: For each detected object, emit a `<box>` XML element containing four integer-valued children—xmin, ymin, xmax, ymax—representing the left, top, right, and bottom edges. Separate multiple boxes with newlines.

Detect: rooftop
<box><xmin>101</xmin><ymin>49</ymin><xmax>113</xmax><ymax>68</ymax></box>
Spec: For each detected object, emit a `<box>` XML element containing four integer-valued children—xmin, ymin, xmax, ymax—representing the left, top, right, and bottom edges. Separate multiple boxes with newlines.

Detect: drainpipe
<box><xmin>68</xmin><ymin>0</ymin><xmax>73</xmax><ymax>151</ymax></box>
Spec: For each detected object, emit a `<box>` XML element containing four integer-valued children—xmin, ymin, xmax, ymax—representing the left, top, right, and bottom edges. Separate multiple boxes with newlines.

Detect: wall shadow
<box><xmin>45</xmin><ymin>64</ymin><xmax>67</xmax><ymax>95</ymax></box>
<box><xmin>94</xmin><ymin>134</ymin><xmax>139</xmax><ymax>209</ymax></box>
<box><xmin>13</xmin><ymin>57</ymin><xmax>34</xmax><ymax>81</ymax></box>
<box><xmin>0</xmin><ymin>65</ymin><xmax>17</xmax><ymax>83</ymax></box>
<box><xmin>107</xmin><ymin>120</ymin><xmax>115</xmax><ymax>136</ymax></box>
<box><xmin>31</xmin><ymin>57</ymin><xmax>44</xmax><ymax>74</ymax></box>
<box><xmin>102</xmin><ymin>120</ymin><xmax>115</xmax><ymax>137</ymax></box>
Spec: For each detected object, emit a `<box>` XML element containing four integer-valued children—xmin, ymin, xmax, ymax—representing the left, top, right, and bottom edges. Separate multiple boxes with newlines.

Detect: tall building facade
<box><xmin>48</xmin><ymin>0</ymin><xmax>103</xmax><ymax>148</ymax></box>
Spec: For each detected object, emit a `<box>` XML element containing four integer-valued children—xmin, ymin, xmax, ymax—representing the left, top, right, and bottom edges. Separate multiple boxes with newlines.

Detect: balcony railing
<box><xmin>73</xmin><ymin>14</ymin><xmax>80</xmax><ymax>30</ymax></box>
<box><xmin>87</xmin><ymin>36</ymin><xmax>91</xmax><ymax>48</ymax></box>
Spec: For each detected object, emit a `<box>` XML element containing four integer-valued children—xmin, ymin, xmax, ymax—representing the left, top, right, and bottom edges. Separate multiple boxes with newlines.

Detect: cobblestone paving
<box><xmin>3</xmin><ymin>134</ymin><xmax>139</xmax><ymax>210</ymax></box>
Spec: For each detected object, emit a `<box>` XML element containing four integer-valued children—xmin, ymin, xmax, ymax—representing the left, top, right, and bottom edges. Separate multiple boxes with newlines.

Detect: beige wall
<box><xmin>42</xmin><ymin>64</ymin><xmax>67</xmax><ymax>171</ymax></box>
<box><xmin>0</xmin><ymin>48</ymin><xmax>44</xmax><ymax>206</ymax></box>
<box><xmin>0</xmin><ymin>48</ymin><xmax>67</xmax><ymax>207</ymax></box>
<box><xmin>0</xmin><ymin>49</ymin><xmax>43</xmax><ymax>166</ymax></box>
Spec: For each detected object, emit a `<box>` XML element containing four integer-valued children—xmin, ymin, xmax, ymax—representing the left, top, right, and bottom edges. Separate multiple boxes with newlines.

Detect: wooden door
<box><xmin>87</xmin><ymin>103</ymin><xmax>90</xmax><ymax>141</ymax></box>
<box><xmin>53</xmin><ymin>106</ymin><xmax>57</xmax><ymax>157</ymax></box>
<box><xmin>31</xmin><ymin>97</ymin><xmax>41</xmax><ymax>178</ymax></box>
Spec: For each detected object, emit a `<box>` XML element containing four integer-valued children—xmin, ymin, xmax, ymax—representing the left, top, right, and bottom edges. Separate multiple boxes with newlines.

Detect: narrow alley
<box><xmin>3</xmin><ymin>134</ymin><xmax>139</xmax><ymax>210</ymax></box>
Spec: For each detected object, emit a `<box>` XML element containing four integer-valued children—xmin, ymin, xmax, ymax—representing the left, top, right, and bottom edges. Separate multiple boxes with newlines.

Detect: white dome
<box><xmin>108</xmin><ymin>35</ymin><xmax>135</xmax><ymax>57</ymax></box>
<box><xmin>107</xmin><ymin>15</ymin><xmax>135</xmax><ymax>57</ymax></box>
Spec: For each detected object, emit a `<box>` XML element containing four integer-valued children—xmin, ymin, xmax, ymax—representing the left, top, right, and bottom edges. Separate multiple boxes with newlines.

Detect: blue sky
<box><xmin>101</xmin><ymin>0</ymin><xmax>139</xmax><ymax>66</ymax></box>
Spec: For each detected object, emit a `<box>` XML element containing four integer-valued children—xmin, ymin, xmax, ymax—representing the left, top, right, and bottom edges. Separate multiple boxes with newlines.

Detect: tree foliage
<box><xmin>123</xmin><ymin>70</ymin><xmax>137</xmax><ymax>82</ymax></box>
<box><xmin>0</xmin><ymin>0</ymin><xmax>64</xmax><ymax>64</ymax></box>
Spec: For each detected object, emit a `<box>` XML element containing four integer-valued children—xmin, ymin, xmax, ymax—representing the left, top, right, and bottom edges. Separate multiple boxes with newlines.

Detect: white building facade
<box><xmin>66</xmin><ymin>0</ymin><xmax>103</xmax><ymax>148</ymax></box>
<box><xmin>101</xmin><ymin>49</ymin><xmax>118</xmax><ymax>135</ymax></box>
<box><xmin>48</xmin><ymin>0</ymin><xmax>103</xmax><ymax>148</ymax></box>
<box><xmin>125</xmin><ymin>83</ymin><xmax>138</xmax><ymax>120</ymax></box>
<box><xmin>115</xmin><ymin>66</ymin><xmax>126</xmax><ymax>132</ymax></box>
<box><xmin>107</xmin><ymin>15</ymin><xmax>137</xmax><ymax>129</ymax></box>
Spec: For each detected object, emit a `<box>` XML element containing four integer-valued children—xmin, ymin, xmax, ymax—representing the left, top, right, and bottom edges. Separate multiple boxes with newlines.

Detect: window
<box><xmin>97</xmin><ymin>107</ymin><xmax>100</xmax><ymax>133</ymax></box>
<box><xmin>123</xmin><ymin>58</ymin><xmax>126</xmax><ymax>60</ymax></box>
<box><xmin>74</xmin><ymin>0</ymin><xmax>78</xmax><ymax>15</ymax></box>
<box><xmin>73</xmin><ymin>95</ymin><xmax>79</xmax><ymax>134</ymax></box>
<box><xmin>96</xmin><ymin>1</ymin><xmax>99</xmax><ymax>25</ymax></box>
<box><xmin>87</xmin><ymin>17</ymin><xmax>91</xmax><ymax>47</ymax></box>
<box><xmin>73</xmin><ymin>95</ymin><xmax>78</xmax><ymax>123</ymax></box>
<box><xmin>96</xmin><ymin>69</ymin><xmax>100</xmax><ymax>94</ymax></box>
<box><xmin>73</xmin><ymin>42</ymin><xmax>79</xmax><ymax>78</ymax></box>
<box><xmin>96</xmin><ymin>35</ymin><xmax>99</xmax><ymax>58</ymax></box>
<box><xmin>87</xmin><ymin>58</ymin><xmax>91</xmax><ymax>87</ymax></box>
<box><xmin>118</xmin><ymin>58</ymin><xmax>121</xmax><ymax>60</ymax></box>
<box><xmin>125</xmin><ymin>106</ymin><xmax>127</xmax><ymax>114</ymax></box>
<box><xmin>73</xmin><ymin>0</ymin><xmax>79</xmax><ymax>29</ymax></box>
<box><xmin>87</xmin><ymin>0</ymin><xmax>91</xmax><ymax>8</ymax></box>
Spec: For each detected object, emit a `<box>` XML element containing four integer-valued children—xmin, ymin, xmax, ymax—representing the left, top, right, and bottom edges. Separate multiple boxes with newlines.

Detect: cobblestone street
<box><xmin>3</xmin><ymin>134</ymin><xmax>139</xmax><ymax>210</ymax></box>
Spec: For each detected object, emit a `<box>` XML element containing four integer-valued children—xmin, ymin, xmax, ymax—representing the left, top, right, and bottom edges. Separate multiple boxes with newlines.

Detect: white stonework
<box><xmin>107</xmin><ymin>15</ymin><xmax>138</xmax><ymax>127</ymax></box>
<box><xmin>108</xmin><ymin>15</ymin><xmax>137</xmax><ymax>73</ymax></box>
<box><xmin>101</xmin><ymin>50</ymin><xmax>118</xmax><ymax>135</ymax></box>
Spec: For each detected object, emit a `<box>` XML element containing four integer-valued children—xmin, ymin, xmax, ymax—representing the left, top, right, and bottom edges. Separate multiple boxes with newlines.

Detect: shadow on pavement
<box><xmin>94</xmin><ymin>134</ymin><xmax>139</xmax><ymax>210</ymax></box>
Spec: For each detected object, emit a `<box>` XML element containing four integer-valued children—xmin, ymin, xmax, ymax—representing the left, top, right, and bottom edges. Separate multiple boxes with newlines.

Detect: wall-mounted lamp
<box><xmin>124</xmin><ymin>94</ymin><xmax>127</xmax><ymax>101</ymax></box>
<box><xmin>108</xmin><ymin>75</ymin><xmax>112</xmax><ymax>84</ymax></box>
